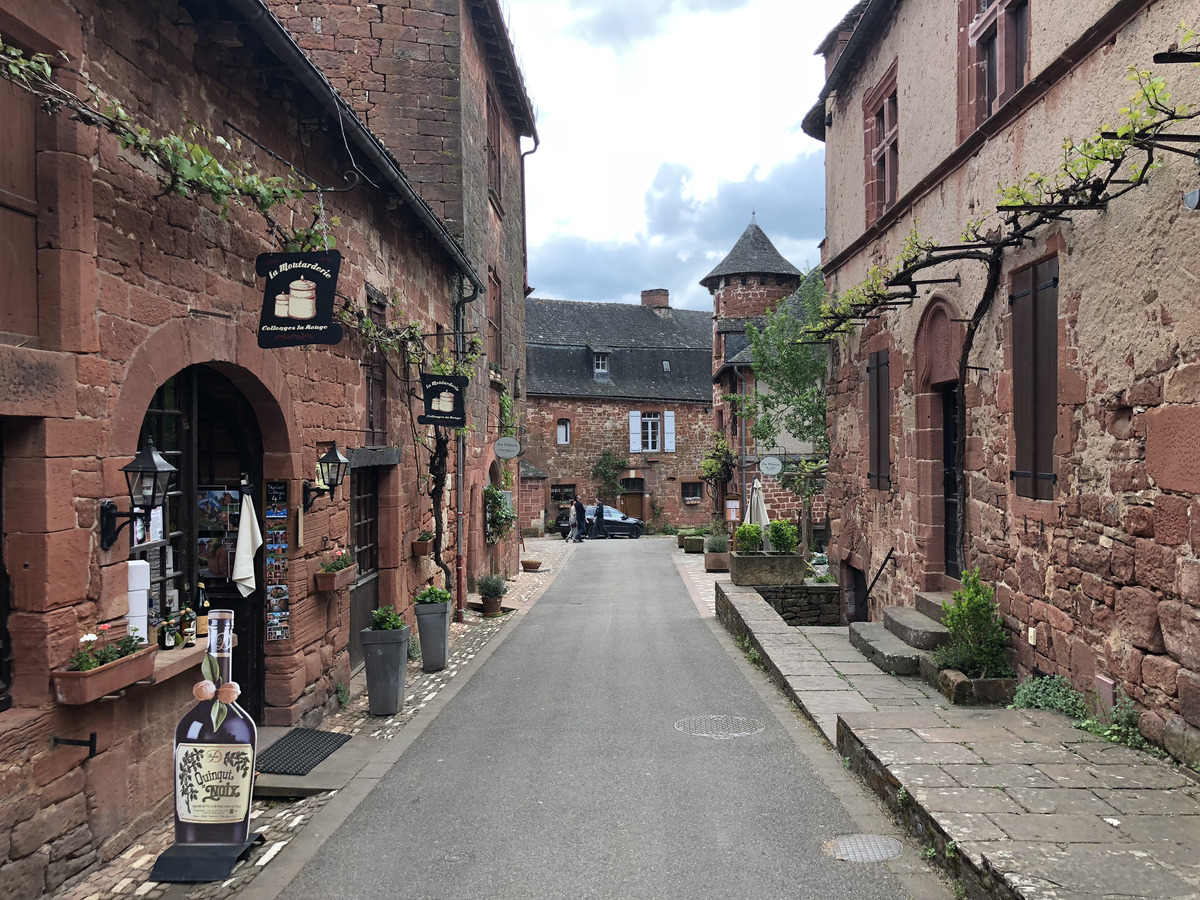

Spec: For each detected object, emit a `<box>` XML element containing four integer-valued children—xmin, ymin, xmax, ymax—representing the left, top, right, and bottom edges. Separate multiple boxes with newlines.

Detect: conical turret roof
<box><xmin>700</xmin><ymin>220</ymin><xmax>802</xmax><ymax>288</ymax></box>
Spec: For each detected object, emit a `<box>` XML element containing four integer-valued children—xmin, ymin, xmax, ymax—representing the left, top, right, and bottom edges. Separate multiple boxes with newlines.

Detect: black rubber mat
<box><xmin>255</xmin><ymin>728</ymin><xmax>351</xmax><ymax>776</ymax></box>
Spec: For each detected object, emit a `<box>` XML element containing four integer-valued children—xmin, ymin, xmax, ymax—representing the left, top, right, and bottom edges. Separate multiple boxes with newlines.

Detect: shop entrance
<box><xmin>132</xmin><ymin>366</ymin><xmax>265</xmax><ymax>722</ymax></box>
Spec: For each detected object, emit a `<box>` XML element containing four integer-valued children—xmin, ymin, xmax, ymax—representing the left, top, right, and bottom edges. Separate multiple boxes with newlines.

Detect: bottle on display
<box><xmin>194</xmin><ymin>582</ymin><xmax>210</xmax><ymax>637</ymax></box>
<box><xmin>173</xmin><ymin>609</ymin><xmax>257</xmax><ymax>845</ymax></box>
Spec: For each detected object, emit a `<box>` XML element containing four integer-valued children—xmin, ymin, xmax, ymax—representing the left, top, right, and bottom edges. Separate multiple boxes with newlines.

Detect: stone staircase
<box><xmin>848</xmin><ymin>591</ymin><xmax>952</xmax><ymax>675</ymax></box>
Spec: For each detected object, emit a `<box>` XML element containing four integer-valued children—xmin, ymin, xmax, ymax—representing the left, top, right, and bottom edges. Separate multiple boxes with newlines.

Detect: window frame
<box><xmin>962</xmin><ymin>0</ymin><xmax>1029</xmax><ymax>131</ymax></box>
<box><xmin>681</xmin><ymin>482</ymin><xmax>703</xmax><ymax>504</ymax></box>
<box><xmin>488</xmin><ymin>267</ymin><xmax>503</xmax><ymax>368</ymax></box>
<box><xmin>364</xmin><ymin>289</ymin><xmax>388</xmax><ymax>446</ymax></box>
<box><xmin>556</xmin><ymin>418</ymin><xmax>570</xmax><ymax>445</ymax></box>
<box><xmin>867</xmin><ymin>349</ymin><xmax>892</xmax><ymax>491</ymax></box>
<box><xmin>550</xmin><ymin>484</ymin><xmax>575</xmax><ymax>506</ymax></box>
<box><xmin>351</xmin><ymin>466</ymin><xmax>379</xmax><ymax>578</ymax></box>
<box><xmin>594</xmin><ymin>352</ymin><xmax>609</xmax><ymax>375</ymax></box>
<box><xmin>863</xmin><ymin>60</ymin><xmax>899</xmax><ymax>227</ymax></box>
<box><xmin>641</xmin><ymin>411</ymin><xmax>661</xmax><ymax>453</ymax></box>
<box><xmin>1009</xmin><ymin>255</ymin><xmax>1058</xmax><ymax>501</ymax></box>
<box><xmin>486</xmin><ymin>85</ymin><xmax>502</xmax><ymax>201</ymax></box>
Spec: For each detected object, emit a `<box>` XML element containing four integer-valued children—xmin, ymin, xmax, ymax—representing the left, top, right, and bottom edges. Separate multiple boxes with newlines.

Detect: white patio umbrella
<box><xmin>743</xmin><ymin>478</ymin><xmax>772</xmax><ymax>551</ymax></box>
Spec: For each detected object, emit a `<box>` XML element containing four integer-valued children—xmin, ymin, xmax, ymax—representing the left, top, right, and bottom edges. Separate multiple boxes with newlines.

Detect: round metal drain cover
<box><xmin>674</xmin><ymin>715</ymin><xmax>765</xmax><ymax>740</ymax></box>
<box><xmin>823</xmin><ymin>834</ymin><xmax>904</xmax><ymax>863</ymax></box>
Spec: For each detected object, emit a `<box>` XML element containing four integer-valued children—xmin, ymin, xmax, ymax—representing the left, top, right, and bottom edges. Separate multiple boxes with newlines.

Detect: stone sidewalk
<box><xmin>716</xmin><ymin>577</ymin><xmax>1200</xmax><ymax>900</ymax></box>
<box><xmin>47</xmin><ymin>538</ymin><xmax>570</xmax><ymax>900</ymax></box>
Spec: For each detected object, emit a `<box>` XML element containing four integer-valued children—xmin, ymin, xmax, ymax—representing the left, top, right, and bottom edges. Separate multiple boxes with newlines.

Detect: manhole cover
<box><xmin>823</xmin><ymin>834</ymin><xmax>904</xmax><ymax>863</ymax></box>
<box><xmin>674</xmin><ymin>715</ymin><xmax>765</xmax><ymax>739</ymax></box>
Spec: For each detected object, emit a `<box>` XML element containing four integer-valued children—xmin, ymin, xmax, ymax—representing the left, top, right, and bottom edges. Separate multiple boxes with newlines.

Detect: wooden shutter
<box><xmin>1010</xmin><ymin>259</ymin><xmax>1057</xmax><ymax>499</ymax></box>
<box><xmin>628</xmin><ymin>411</ymin><xmax>641</xmax><ymax>453</ymax></box>
<box><xmin>0</xmin><ymin>80</ymin><xmax>38</xmax><ymax>336</ymax></box>
<box><xmin>1032</xmin><ymin>257</ymin><xmax>1058</xmax><ymax>500</ymax></box>
<box><xmin>663</xmin><ymin>411</ymin><xmax>675</xmax><ymax>452</ymax></box>
<box><xmin>868</xmin><ymin>350</ymin><xmax>890</xmax><ymax>490</ymax></box>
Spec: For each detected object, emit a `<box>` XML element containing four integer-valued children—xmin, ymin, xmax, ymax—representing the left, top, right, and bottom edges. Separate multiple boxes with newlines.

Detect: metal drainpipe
<box><xmin>455</xmin><ymin>280</ymin><xmax>479</xmax><ymax>622</ymax></box>
<box><xmin>736</xmin><ymin>365</ymin><xmax>749</xmax><ymax>503</ymax></box>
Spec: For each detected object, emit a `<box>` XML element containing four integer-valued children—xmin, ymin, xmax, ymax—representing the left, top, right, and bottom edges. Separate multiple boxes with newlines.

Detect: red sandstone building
<box><xmin>0</xmin><ymin>0</ymin><xmax>535</xmax><ymax>894</ymax></box>
<box><xmin>806</xmin><ymin>0</ymin><xmax>1200</xmax><ymax>761</ymax></box>
<box><xmin>520</xmin><ymin>290</ymin><xmax>713</xmax><ymax>532</ymax></box>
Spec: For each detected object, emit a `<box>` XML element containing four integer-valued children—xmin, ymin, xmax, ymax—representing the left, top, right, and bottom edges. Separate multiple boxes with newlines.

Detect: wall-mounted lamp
<box><xmin>99</xmin><ymin>435</ymin><xmax>178</xmax><ymax>550</ymax></box>
<box><xmin>303</xmin><ymin>442</ymin><xmax>350</xmax><ymax>512</ymax></box>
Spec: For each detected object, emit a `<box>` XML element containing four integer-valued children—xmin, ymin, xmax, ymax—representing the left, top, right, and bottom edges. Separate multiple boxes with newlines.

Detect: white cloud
<box><xmin>503</xmin><ymin>0</ymin><xmax>856</xmax><ymax>304</ymax></box>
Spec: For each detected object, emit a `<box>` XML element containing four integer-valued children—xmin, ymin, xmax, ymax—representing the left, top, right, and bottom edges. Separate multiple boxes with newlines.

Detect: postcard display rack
<box><xmin>264</xmin><ymin>482</ymin><xmax>290</xmax><ymax>641</ymax></box>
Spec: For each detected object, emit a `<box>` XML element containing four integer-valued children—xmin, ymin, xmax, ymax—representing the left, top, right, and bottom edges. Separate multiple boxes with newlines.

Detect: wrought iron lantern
<box><xmin>99</xmin><ymin>435</ymin><xmax>178</xmax><ymax>550</ymax></box>
<box><xmin>303</xmin><ymin>442</ymin><xmax>350</xmax><ymax>511</ymax></box>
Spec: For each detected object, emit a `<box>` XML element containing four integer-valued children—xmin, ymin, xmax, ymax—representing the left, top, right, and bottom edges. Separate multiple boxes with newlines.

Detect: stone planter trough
<box><xmin>704</xmin><ymin>551</ymin><xmax>729</xmax><ymax>572</ymax></box>
<box><xmin>729</xmin><ymin>552</ymin><xmax>808</xmax><ymax>587</ymax></box>
<box><xmin>683</xmin><ymin>536</ymin><xmax>705</xmax><ymax>554</ymax></box>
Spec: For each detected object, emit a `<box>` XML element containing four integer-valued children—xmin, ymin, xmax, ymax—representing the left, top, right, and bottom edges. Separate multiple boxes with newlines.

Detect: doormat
<box><xmin>255</xmin><ymin>729</ymin><xmax>351</xmax><ymax>776</ymax></box>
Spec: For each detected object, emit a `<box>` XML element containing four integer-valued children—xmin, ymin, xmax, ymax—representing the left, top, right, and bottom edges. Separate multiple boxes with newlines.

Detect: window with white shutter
<box><xmin>664</xmin><ymin>411</ymin><xmax>675</xmax><ymax>452</ymax></box>
<box><xmin>628</xmin><ymin>411</ymin><xmax>641</xmax><ymax>453</ymax></box>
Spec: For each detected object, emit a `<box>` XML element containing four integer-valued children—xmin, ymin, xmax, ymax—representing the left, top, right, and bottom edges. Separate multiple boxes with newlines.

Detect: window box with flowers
<box><xmin>413</xmin><ymin>531</ymin><xmax>435</xmax><ymax>557</ymax></box>
<box><xmin>52</xmin><ymin>625</ymin><xmax>157</xmax><ymax>705</ymax></box>
<box><xmin>314</xmin><ymin>548</ymin><xmax>358</xmax><ymax>592</ymax></box>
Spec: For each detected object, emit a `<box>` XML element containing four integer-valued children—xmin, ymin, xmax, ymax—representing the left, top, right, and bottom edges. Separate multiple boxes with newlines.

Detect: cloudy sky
<box><xmin>502</xmin><ymin>0</ymin><xmax>857</xmax><ymax>311</ymax></box>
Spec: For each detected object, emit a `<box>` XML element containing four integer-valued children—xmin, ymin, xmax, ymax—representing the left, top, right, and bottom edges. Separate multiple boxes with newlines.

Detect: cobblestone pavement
<box><xmin>47</xmin><ymin>538</ymin><xmax>569</xmax><ymax>900</ymax></box>
<box><xmin>669</xmin><ymin>540</ymin><xmax>721</xmax><ymax>616</ymax></box>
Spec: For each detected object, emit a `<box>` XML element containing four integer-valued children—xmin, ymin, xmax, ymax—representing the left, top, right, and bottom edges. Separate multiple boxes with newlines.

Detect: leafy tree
<box><xmin>591</xmin><ymin>450</ymin><xmax>627</xmax><ymax>503</ymax></box>
<box><xmin>699</xmin><ymin>433</ymin><xmax>736</xmax><ymax>517</ymax></box>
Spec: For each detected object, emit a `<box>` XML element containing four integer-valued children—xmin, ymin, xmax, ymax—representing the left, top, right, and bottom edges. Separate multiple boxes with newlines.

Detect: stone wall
<box><xmin>755</xmin><ymin>583</ymin><xmax>842</xmax><ymax>626</ymax></box>
<box><xmin>523</xmin><ymin>396</ymin><xmax>712</xmax><ymax>529</ymax></box>
<box><xmin>818</xmin><ymin>0</ymin><xmax>1200</xmax><ymax>758</ymax></box>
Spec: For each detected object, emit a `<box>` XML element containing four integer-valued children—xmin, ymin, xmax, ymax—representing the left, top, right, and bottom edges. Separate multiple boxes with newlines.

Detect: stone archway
<box><xmin>913</xmin><ymin>298</ymin><xmax>966</xmax><ymax>589</ymax></box>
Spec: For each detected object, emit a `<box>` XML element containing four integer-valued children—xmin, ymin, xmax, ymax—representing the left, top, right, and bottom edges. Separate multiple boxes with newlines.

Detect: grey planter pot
<box><xmin>361</xmin><ymin>625</ymin><xmax>410</xmax><ymax>716</ymax></box>
<box><xmin>415</xmin><ymin>600</ymin><xmax>451</xmax><ymax>672</ymax></box>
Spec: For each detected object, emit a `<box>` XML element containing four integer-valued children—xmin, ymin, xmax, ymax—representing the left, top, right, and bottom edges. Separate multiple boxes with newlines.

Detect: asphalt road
<box><xmin>278</xmin><ymin>539</ymin><xmax>945</xmax><ymax>900</ymax></box>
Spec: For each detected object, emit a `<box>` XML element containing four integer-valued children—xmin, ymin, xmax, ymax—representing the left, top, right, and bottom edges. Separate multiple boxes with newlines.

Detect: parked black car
<box><xmin>554</xmin><ymin>504</ymin><xmax>643</xmax><ymax>539</ymax></box>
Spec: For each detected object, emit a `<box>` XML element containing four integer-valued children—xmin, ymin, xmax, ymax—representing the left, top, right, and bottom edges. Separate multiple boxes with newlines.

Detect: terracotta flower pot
<box><xmin>52</xmin><ymin>645</ymin><xmax>158</xmax><ymax>705</ymax></box>
<box><xmin>314</xmin><ymin>563</ymin><xmax>358</xmax><ymax>592</ymax></box>
<box><xmin>412</xmin><ymin>539</ymin><xmax>433</xmax><ymax>557</ymax></box>
<box><xmin>521</xmin><ymin>560</ymin><xmax>542</xmax><ymax>571</ymax></box>
<box><xmin>481</xmin><ymin>594</ymin><xmax>504</xmax><ymax>617</ymax></box>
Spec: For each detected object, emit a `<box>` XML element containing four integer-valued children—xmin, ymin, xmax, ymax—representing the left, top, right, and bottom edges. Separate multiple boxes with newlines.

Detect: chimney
<box><xmin>641</xmin><ymin>289</ymin><xmax>669</xmax><ymax>309</ymax></box>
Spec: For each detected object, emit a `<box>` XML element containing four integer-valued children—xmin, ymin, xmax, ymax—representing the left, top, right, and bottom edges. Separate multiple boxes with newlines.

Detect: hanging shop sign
<box><xmin>494</xmin><ymin>437</ymin><xmax>521</xmax><ymax>459</ymax></box>
<box><xmin>255</xmin><ymin>251</ymin><xmax>343</xmax><ymax>349</ymax></box>
<box><xmin>759</xmin><ymin>456</ymin><xmax>783</xmax><ymax>477</ymax></box>
<box><xmin>417</xmin><ymin>373</ymin><xmax>469</xmax><ymax>427</ymax></box>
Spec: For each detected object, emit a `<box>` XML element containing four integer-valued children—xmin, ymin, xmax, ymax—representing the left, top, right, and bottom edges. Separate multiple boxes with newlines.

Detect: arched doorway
<box><xmin>130</xmin><ymin>365</ymin><xmax>266</xmax><ymax>721</ymax></box>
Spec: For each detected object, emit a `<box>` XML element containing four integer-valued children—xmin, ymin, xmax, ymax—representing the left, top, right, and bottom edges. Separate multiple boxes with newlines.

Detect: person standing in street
<box><xmin>593</xmin><ymin>497</ymin><xmax>608</xmax><ymax>539</ymax></box>
<box><xmin>572</xmin><ymin>497</ymin><xmax>587</xmax><ymax>542</ymax></box>
<box><xmin>567</xmin><ymin>500</ymin><xmax>578</xmax><ymax>542</ymax></box>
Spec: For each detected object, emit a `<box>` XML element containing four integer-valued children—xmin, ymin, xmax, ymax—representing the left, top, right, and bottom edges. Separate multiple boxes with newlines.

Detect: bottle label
<box><xmin>175</xmin><ymin>743</ymin><xmax>254</xmax><ymax>823</ymax></box>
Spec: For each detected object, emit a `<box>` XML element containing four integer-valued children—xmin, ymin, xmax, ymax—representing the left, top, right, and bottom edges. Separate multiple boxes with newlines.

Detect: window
<box><xmin>867</xmin><ymin>350</ymin><xmax>891</xmax><ymax>490</ymax></box>
<box><xmin>642</xmin><ymin>412</ymin><xmax>661</xmax><ymax>452</ymax></box>
<box><xmin>486</xmin><ymin>86</ymin><xmax>502</xmax><ymax>199</ymax></box>
<box><xmin>965</xmin><ymin>0</ymin><xmax>1029</xmax><ymax>127</ymax></box>
<box><xmin>488</xmin><ymin>267</ymin><xmax>502</xmax><ymax>366</ymax></box>
<box><xmin>0</xmin><ymin>79</ymin><xmax>38</xmax><ymax>336</ymax></box>
<box><xmin>1010</xmin><ymin>256</ymin><xmax>1058</xmax><ymax>500</ymax></box>
<box><xmin>556</xmin><ymin>418</ymin><xmax>570</xmax><ymax>444</ymax></box>
<box><xmin>630</xmin><ymin>411</ymin><xmax>675</xmax><ymax>453</ymax></box>
<box><xmin>863</xmin><ymin>61</ymin><xmax>899</xmax><ymax>225</ymax></box>
<box><xmin>682</xmin><ymin>482</ymin><xmax>702</xmax><ymax>504</ymax></box>
<box><xmin>550</xmin><ymin>484</ymin><xmax>575</xmax><ymax>506</ymax></box>
<box><xmin>594</xmin><ymin>353</ymin><xmax>609</xmax><ymax>375</ymax></box>
<box><xmin>365</xmin><ymin>287</ymin><xmax>387</xmax><ymax>446</ymax></box>
<box><xmin>351</xmin><ymin>466</ymin><xmax>378</xmax><ymax>577</ymax></box>
<box><xmin>662</xmin><ymin>360</ymin><xmax>671</xmax><ymax>372</ymax></box>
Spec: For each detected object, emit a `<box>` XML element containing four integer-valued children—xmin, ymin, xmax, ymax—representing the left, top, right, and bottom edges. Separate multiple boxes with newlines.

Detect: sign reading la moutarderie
<box><xmin>417</xmin><ymin>373</ymin><xmax>468</xmax><ymax>427</ymax></box>
<box><xmin>255</xmin><ymin>251</ymin><xmax>343</xmax><ymax>349</ymax></box>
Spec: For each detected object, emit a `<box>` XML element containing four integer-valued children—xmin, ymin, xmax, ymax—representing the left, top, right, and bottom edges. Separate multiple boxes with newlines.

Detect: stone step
<box><xmin>915</xmin><ymin>591</ymin><xmax>954</xmax><ymax>624</ymax></box>
<box><xmin>884</xmin><ymin>606</ymin><xmax>949</xmax><ymax>650</ymax></box>
<box><xmin>848</xmin><ymin>622</ymin><xmax>922</xmax><ymax>676</ymax></box>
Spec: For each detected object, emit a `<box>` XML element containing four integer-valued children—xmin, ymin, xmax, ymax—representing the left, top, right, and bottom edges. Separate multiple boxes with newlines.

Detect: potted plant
<box><xmin>361</xmin><ymin>605</ymin><xmax>410</xmax><ymax>716</ymax></box>
<box><xmin>52</xmin><ymin>624</ymin><xmax>157</xmax><ymax>705</ymax></box>
<box><xmin>704</xmin><ymin>532</ymin><xmax>730</xmax><ymax>572</ymax></box>
<box><xmin>314</xmin><ymin>547</ymin><xmax>357</xmax><ymax>592</ymax></box>
<box><xmin>768</xmin><ymin>519</ymin><xmax>799</xmax><ymax>555</ymax></box>
<box><xmin>520</xmin><ymin>558</ymin><xmax>542</xmax><ymax>572</ymax></box>
<box><xmin>477</xmin><ymin>573</ymin><xmax>508</xmax><ymax>617</ymax></box>
<box><xmin>731</xmin><ymin>521</ymin><xmax>808</xmax><ymax>586</ymax></box>
<box><xmin>413</xmin><ymin>584</ymin><xmax>452</xmax><ymax>673</ymax></box>
<box><xmin>413</xmin><ymin>530</ymin><xmax>434</xmax><ymax>557</ymax></box>
<box><xmin>926</xmin><ymin>569</ymin><xmax>1016</xmax><ymax>704</ymax></box>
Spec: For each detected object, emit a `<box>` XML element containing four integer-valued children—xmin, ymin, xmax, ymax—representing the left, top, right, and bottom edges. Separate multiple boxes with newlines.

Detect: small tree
<box><xmin>591</xmin><ymin>449</ymin><xmax>627</xmax><ymax>504</ymax></box>
<box><xmin>699</xmin><ymin>433</ymin><xmax>736</xmax><ymax>518</ymax></box>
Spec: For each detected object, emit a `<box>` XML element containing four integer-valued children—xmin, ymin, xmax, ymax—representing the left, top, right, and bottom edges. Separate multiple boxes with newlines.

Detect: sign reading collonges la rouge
<box><xmin>255</xmin><ymin>251</ymin><xmax>343</xmax><ymax>349</ymax></box>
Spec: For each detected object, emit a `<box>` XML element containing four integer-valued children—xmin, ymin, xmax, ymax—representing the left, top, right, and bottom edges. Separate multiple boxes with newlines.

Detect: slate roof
<box><xmin>700</xmin><ymin>221</ymin><xmax>803</xmax><ymax>288</ymax></box>
<box><xmin>525</xmin><ymin>298</ymin><xmax>713</xmax><ymax>402</ymax></box>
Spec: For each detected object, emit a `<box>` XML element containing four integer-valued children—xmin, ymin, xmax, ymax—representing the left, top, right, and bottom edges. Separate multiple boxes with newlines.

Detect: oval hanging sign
<box><xmin>494</xmin><ymin>437</ymin><xmax>521</xmax><ymax>459</ymax></box>
<box><xmin>759</xmin><ymin>456</ymin><xmax>783</xmax><ymax>477</ymax></box>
